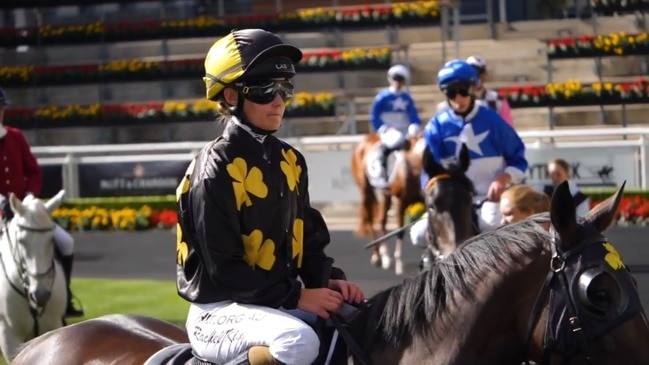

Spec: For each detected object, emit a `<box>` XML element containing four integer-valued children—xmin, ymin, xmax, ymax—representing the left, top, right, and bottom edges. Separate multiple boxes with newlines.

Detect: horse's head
<box><xmin>421</xmin><ymin>143</ymin><xmax>476</xmax><ymax>258</ymax></box>
<box><xmin>528</xmin><ymin>181</ymin><xmax>649</xmax><ymax>363</ymax></box>
<box><xmin>6</xmin><ymin>190</ymin><xmax>64</xmax><ymax>308</ymax></box>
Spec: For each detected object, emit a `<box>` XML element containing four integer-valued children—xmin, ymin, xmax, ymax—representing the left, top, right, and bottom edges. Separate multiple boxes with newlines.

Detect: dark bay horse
<box><xmin>350</xmin><ymin>133</ymin><xmax>424</xmax><ymax>275</ymax></box>
<box><xmin>12</xmin><ymin>183</ymin><xmax>649</xmax><ymax>364</ymax></box>
<box><xmin>419</xmin><ymin>143</ymin><xmax>478</xmax><ymax>267</ymax></box>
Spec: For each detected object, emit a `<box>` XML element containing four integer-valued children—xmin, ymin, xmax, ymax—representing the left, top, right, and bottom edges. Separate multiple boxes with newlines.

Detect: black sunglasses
<box><xmin>443</xmin><ymin>87</ymin><xmax>471</xmax><ymax>99</ymax></box>
<box><xmin>238</xmin><ymin>80</ymin><xmax>295</xmax><ymax>104</ymax></box>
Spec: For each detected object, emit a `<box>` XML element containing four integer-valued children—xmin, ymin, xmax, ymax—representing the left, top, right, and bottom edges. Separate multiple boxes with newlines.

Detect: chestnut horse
<box><xmin>12</xmin><ymin>182</ymin><xmax>649</xmax><ymax>365</ymax></box>
<box><xmin>350</xmin><ymin>134</ymin><xmax>424</xmax><ymax>275</ymax></box>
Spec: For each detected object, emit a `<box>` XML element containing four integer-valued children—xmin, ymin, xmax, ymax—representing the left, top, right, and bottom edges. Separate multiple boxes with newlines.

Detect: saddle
<box><xmin>365</xmin><ymin>142</ymin><xmax>405</xmax><ymax>189</ymax></box>
<box><xmin>143</xmin><ymin>305</ymin><xmax>363</xmax><ymax>365</ymax></box>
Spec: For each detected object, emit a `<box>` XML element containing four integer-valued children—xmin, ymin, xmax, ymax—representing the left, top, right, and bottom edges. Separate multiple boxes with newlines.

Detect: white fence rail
<box><xmin>32</xmin><ymin>127</ymin><xmax>649</xmax><ymax>202</ymax></box>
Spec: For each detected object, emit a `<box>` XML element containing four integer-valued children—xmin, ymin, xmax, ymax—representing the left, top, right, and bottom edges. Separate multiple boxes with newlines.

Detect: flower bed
<box><xmin>0</xmin><ymin>2</ymin><xmax>441</xmax><ymax>47</ymax></box>
<box><xmin>0</xmin><ymin>48</ymin><xmax>392</xmax><ymax>87</ymax></box>
<box><xmin>591</xmin><ymin>195</ymin><xmax>649</xmax><ymax>226</ymax></box>
<box><xmin>4</xmin><ymin>92</ymin><xmax>335</xmax><ymax>128</ymax></box>
<box><xmin>53</xmin><ymin>205</ymin><xmax>177</xmax><ymax>231</ymax></box>
<box><xmin>547</xmin><ymin>32</ymin><xmax>649</xmax><ymax>59</ymax></box>
<box><xmin>499</xmin><ymin>78</ymin><xmax>649</xmax><ymax>108</ymax></box>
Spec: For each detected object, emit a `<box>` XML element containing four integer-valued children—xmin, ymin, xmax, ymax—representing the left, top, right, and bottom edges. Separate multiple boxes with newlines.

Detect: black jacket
<box><xmin>176</xmin><ymin>120</ymin><xmax>339</xmax><ymax>309</ymax></box>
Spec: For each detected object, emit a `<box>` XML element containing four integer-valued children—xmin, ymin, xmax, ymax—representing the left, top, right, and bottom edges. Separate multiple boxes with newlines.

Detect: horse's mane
<box><xmin>352</xmin><ymin>214</ymin><xmax>551</xmax><ymax>350</ymax></box>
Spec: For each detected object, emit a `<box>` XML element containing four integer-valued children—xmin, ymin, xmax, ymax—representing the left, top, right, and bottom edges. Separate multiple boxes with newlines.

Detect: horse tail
<box><xmin>351</xmin><ymin>140</ymin><xmax>379</xmax><ymax>238</ymax></box>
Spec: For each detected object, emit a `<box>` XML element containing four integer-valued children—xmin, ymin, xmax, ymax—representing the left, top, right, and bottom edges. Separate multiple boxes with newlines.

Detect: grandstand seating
<box><xmin>0</xmin><ymin>1</ymin><xmax>646</xmax><ymax>145</ymax></box>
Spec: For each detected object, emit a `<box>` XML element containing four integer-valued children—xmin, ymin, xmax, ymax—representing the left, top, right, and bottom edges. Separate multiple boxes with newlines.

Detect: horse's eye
<box><xmin>583</xmin><ymin>272</ymin><xmax>623</xmax><ymax>316</ymax></box>
<box><xmin>588</xmin><ymin>289</ymin><xmax>610</xmax><ymax>303</ymax></box>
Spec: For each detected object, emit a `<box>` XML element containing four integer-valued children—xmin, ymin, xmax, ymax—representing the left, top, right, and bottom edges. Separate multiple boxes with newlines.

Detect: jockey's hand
<box><xmin>298</xmin><ymin>288</ymin><xmax>343</xmax><ymax>319</ymax></box>
<box><xmin>328</xmin><ymin>279</ymin><xmax>366</xmax><ymax>304</ymax></box>
<box><xmin>487</xmin><ymin>174</ymin><xmax>512</xmax><ymax>202</ymax></box>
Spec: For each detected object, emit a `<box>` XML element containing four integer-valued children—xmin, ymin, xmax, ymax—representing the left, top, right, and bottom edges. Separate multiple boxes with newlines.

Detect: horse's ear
<box><xmin>44</xmin><ymin>189</ymin><xmax>65</xmax><ymax>213</ymax></box>
<box><xmin>458</xmin><ymin>143</ymin><xmax>470</xmax><ymax>172</ymax></box>
<box><xmin>8</xmin><ymin>193</ymin><xmax>26</xmax><ymax>217</ymax></box>
<box><xmin>422</xmin><ymin>147</ymin><xmax>445</xmax><ymax>178</ymax></box>
<box><xmin>584</xmin><ymin>181</ymin><xmax>625</xmax><ymax>233</ymax></box>
<box><xmin>550</xmin><ymin>181</ymin><xmax>579</xmax><ymax>250</ymax></box>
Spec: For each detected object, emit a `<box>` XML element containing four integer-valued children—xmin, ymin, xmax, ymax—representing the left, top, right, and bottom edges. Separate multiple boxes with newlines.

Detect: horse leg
<box><xmin>393</xmin><ymin>199</ymin><xmax>407</xmax><ymax>276</ymax></box>
<box><xmin>0</xmin><ymin>322</ymin><xmax>24</xmax><ymax>362</ymax></box>
<box><xmin>378</xmin><ymin>194</ymin><xmax>392</xmax><ymax>270</ymax></box>
<box><xmin>360</xmin><ymin>181</ymin><xmax>380</xmax><ymax>267</ymax></box>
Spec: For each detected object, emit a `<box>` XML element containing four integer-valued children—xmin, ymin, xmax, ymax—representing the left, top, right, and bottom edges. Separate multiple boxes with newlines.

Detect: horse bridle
<box><xmin>423</xmin><ymin>174</ymin><xmax>480</xmax><ymax>261</ymax></box>
<box><xmin>1</xmin><ymin>220</ymin><xmax>56</xmax><ymax>311</ymax></box>
<box><xmin>523</xmin><ymin>224</ymin><xmax>644</xmax><ymax>364</ymax></box>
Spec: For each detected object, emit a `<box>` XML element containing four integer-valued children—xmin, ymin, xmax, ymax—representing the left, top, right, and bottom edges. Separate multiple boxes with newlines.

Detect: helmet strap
<box><xmin>448</xmin><ymin>95</ymin><xmax>477</xmax><ymax>119</ymax></box>
<box><xmin>230</xmin><ymin>91</ymin><xmax>278</xmax><ymax>136</ymax></box>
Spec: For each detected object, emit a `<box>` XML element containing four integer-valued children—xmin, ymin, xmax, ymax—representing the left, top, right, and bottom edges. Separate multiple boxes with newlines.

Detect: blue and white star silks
<box><xmin>391</xmin><ymin>97</ymin><xmax>409</xmax><ymax>111</ymax></box>
<box><xmin>422</xmin><ymin>104</ymin><xmax>528</xmax><ymax>200</ymax></box>
<box><xmin>443</xmin><ymin>122</ymin><xmax>490</xmax><ymax>156</ymax></box>
<box><xmin>370</xmin><ymin>88</ymin><xmax>421</xmax><ymax>134</ymax></box>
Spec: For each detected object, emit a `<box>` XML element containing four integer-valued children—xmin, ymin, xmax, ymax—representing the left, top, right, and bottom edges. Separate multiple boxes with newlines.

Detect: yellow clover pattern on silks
<box><xmin>280</xmin><ymin>148</ymin><xmax>302</xmax><ymax>193</ymax></box>
<box><xmin>176</xmin><ymin>159</ymin><xmax>196</xmax><ymax>202</ymax></box>
<box><xmin>175</xmin><ymin>159</ymin><xmax>196</xmax><ymax>267</ymax></box>
<box><xmin>603</xmin><ymin>242</ymin><xmax>625</xmax><ymax>270</ymax></box>
<box><xmin>292</xmin><ymin>218</ymin><xmax>304</xmax><ymax>268</ymax></box>
<box><xmin>176</xmin><ymin>223</ymin><xmax>189</xmax><ymax>267</ymax></box>
<box><xmin>227</xmin><ymin>157</ymin><xmax>268</xmax><ymax>211</ymax></box>
<box><xmin>241</xmin><ymin>230</ymin><xmax>276</xmax><ymax>270</ymax></box>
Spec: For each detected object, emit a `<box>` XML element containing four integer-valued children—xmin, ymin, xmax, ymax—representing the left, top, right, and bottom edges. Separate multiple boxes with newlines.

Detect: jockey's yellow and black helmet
<box><xmin>204</xmin><ymin>29</ymin><xmax>303</xmax><ymax>101</ymax></box>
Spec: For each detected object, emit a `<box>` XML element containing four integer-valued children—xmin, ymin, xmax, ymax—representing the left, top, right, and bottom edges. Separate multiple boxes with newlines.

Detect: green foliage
<box><xmin>61</xmin><ymin>195</ymin><xmax>176</xmax><ymax>211</ymax></box>
<box><xmin>68</xmin><ymin>278</ymin><xmax>189</xmax><ymax>326</ymax></box>
<box><xmin>582</xmin><ymin>188</ymin><xmax>649</xmax><ymax>202</ymax></box>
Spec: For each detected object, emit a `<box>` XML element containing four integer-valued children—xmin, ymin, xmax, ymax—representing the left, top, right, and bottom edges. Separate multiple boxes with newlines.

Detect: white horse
<box><xmin>0</xmin><ymin>190</ymin><xmax>67</xmax><ymax>361</ymax></box>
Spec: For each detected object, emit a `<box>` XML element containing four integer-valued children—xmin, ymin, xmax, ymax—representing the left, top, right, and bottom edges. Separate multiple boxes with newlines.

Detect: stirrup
<box><xmin>65</xmin><ymin>295</ymin><xmax>84</xmax><ymax>318</ymax></box>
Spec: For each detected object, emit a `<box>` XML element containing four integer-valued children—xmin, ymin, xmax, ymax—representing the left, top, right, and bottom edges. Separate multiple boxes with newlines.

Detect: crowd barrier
<box><xmin>32</xmin><ymin>127</ymin><xmax>649</xmax><ymax>203</ymax></box>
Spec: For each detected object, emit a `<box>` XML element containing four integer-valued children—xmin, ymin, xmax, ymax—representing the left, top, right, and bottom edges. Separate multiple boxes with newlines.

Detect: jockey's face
<box><xmin>223</xmin><ymin>78</ymin><xmax>291</xmax><ymax>131</ymax></box>
<box><xmin>445</xmin><ymin>84</ymin><xmax>474</xmax><ymax>114</ymax></box>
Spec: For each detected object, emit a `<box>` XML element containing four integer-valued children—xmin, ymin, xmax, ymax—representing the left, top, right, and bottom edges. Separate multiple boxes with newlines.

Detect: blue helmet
<box><xmin>437</xmin><ymin>59</ymin><xmax>478</xmax><ymax>89</ymax></box>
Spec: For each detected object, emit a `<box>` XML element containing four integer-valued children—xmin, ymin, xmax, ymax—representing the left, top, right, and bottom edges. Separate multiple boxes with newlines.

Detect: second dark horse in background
<box><xmin>419</xmin><ymin>143</ymin><xmax>479</xmax><ymax>269</ymax></box>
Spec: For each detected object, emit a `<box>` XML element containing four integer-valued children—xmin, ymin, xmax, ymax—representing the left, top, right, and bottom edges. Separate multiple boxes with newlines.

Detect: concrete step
<box><xmin>497</xmin><ymin>15</ymin><xmax>639</xmax><ymax>41</ymax></box>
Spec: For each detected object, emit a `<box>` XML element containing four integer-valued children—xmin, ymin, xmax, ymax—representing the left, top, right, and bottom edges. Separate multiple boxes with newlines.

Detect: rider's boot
<box><xmin>246</xmin><ymin>346</ymin><xmax>284</xmax><ymax>365</ymax></box>
<box><xmin>60</xmin><ymin>253</ymin><xmax>84</xmax><ymax>318</ymax></box>
<box><xmin>377</xmin><ymin>144</ymin><xmax>392</xmax><ymax>188</ymax></box>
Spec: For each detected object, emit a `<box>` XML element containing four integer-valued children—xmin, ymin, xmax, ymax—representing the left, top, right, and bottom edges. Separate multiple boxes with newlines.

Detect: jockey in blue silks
<box><xmin>410</xmin><ymin>59</ymin><xmax>528</xmax><ymax>247</ymax></box>
<box><xmin>370</xmin><ymin>64</ymin><xmax>422</xmax><ymax>188</ymax></box>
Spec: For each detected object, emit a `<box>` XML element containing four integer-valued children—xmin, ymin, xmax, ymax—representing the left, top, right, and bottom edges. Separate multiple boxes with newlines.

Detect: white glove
<box><xmin>407</xmin><ymin>123</ymin><xmax>421</xmax><ymax>138</ymax></box>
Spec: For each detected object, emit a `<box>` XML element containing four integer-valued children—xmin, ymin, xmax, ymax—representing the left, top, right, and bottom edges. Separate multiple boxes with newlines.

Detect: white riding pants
<box><xmin>186</xmin><ymin>301</ymin><xmax>320</xmax><ymax>365</ymax></box>
<box><xmin>410</xmin><ymin>201</ymin><xmax>501</xmax><ymax>248</ymax></box>
<box><xmin>379</xmin><ymin>128</ymin><xmax>406</xmax><ymax>149</ymax></box>
<box><xmin>54</xmin><ymin>224</ymin><xmax>74</xmax><ymax>256</ymax></box>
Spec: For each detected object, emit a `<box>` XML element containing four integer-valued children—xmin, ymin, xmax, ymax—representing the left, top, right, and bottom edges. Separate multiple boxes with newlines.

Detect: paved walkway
<box><xmin>72</xmin><ymin>226</ymin><xmax>649</xmax><ymax>302</ymax></box>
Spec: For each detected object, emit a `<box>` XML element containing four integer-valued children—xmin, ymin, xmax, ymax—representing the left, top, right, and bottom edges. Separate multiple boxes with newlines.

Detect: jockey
<box><xmin>410</xmin><ymin>59</ymin><xmax>528</xmax><ymax>247</ymax></box>
<box><xmin>176</xmin><ymin>28</ymin><xmax>365</xmax><ymax>365</ymax></box>
<box><xmin>370</xmin><ymin>64</ymin><xmax>421</xmax><ymax>188</ymax></box>
<box><xmin>0</xmin><ymin>87</ymin><xmax>84</xmax><ymax>318</ymax></box>
<box><xmin>436</xmin><ymin>56</ymin><xmax>514</xmax><ymax>127</ymax></box>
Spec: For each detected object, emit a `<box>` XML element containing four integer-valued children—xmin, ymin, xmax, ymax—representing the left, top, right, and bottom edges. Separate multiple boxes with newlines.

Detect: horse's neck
<box><xmin>448</xmin><ymin>246</ymin><xmax>550</xmax><ymax>364</ymax></box>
